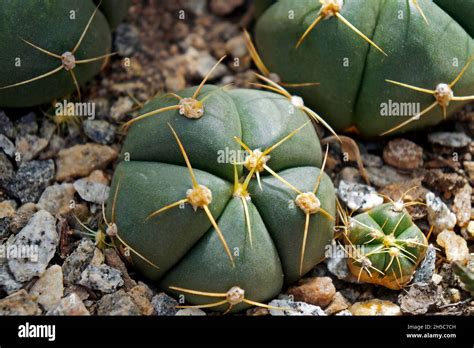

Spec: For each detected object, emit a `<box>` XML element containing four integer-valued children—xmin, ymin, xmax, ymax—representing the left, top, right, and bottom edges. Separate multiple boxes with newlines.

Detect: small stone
<box><xmin>78</xmin><ymin>264</ymin><xmax>123</xmax><ymax>293</ymax></box>
<box><xmin>15</xmin><ymin>112</ymin><xmax>38</xmax><ymax>136</ymax></box>
<box><xmin>210</xmin><ymin>0</ymin><xmax>245</xmax><ymax>16</ymax></box>
<box><xmin>165</xmin><ymin>75</ymin><xmax>186</xmax><ymax>92</ymax></box>
<box><xmin>428</xmin><ymin>132</ymin><xmax>472</xmax><ymax>148</ymax></box>
<box><xmin>83</xmin><ymin>120</ymin><xmax>116</xmax><ymax>145</ymax></box>
<box><xmin>268</xmin><ymin>299</ymin><xmax>327</xmax><ymax>316</ymax></box>
<box><xmin>288</xmin><ymin>277</ymin><xmax>336</xmax><ymax>307</ymax></box>
<box><xmin>464</xmin><ymin>161</ymin><xmax>474</xmax><ymax>181</ymax></box>
<box><xmin>46</xmin><ymin>293</ymin><xmax>90</xmax><ymax>315</ymax></box>
<box><xmin>225</xmin><ymin>34</ymin><xmax>247</xmax><ymax>58</ymax></box>
<box><xmin>325</xmin><ymin>292</ymin><xmax>350</xmax><ymax>315</ymax></box>
<box><xmin>337</xmin><ymin>180</ymin><xmax>383</xmax><ymax>211</ymax></box>
<box><xmin>152</xmin><ymin>293</ymin><xmax>179</xmax><ymax>316</ymax></box>
<box><xmin>37</xmin><ymin>183</ymin><xmax>76</xmax><ymax>216</ymax></box>
<box><xmin>424</xmin><ymin>169</ymin><xmax>466</xmax><ymax>195</ymax></box>
<box><xmin>426</xmin><ymin>192</ymin><xmax>456</xmax><ymax>234</ymax></box>
<box><xmin>0</xmin><ymin>111</ymin><xmax>16</xmax><ymax>139</ymax></box>
<box><xmin>399</xmin><ymin>282</ymin><xmax>441</xmax><ymax>315</ymax></box>
<box><xmin>0</xmin><ymin>200</ymin><xmax>16</xmax><ymax>219</ymax></box>
<box><xmin>446</xmin><ymin>288</ymin><xmax>461</xmax><ymax>303</ymax></box>
<box><xmin>183</xmin><ymin>0</ymin><xmax>207</xmax><ymax>15</ymax></box>
<box><xmin>55</xmin><ymin>144</ymin><xmax>117</xmax><ymax>181</ymax></box>
<box><xmin>110</xmin><ymin>97</ymin><xmax>134</xmax><ymax>122</ymax></box>
<box><xmin>8</xmin><ymin>210</ymin><xmax>58</xmax><ymax>282</ymax></box>
<box><xmin>0</xmin><ymin>289</ymin><xmax>41</xmax><ymax>315</ymax></box>
<box><xmin>350</xmin><ymin>299</ymin><xmax>401</xmax><ymax>316</ymax></box>
<box><xmin>335</xmin><ymin>309</ymin><xmax>353</xmax><ymax>316</ymax></box>
<box><xmin>175</xmin><ymin>308</ymin><xmax>207</xmax><ymax>316</ymax></box>
<box><xmin>73</xmin><ymin>177</ymin><xmax>109</xmax><ymax>205</ymax></box>
<box><xmin>0</xmin><ymin>152</ymin><xmax>14</xmax><ymax>189</ymax></box>
<box><xmin>90</xmin><ymin>248</ymin><xmax>105</xmax><ymax>266</ymax></box>
<box><xmin>128</xmin><ymin>285</ymin><xmax>154</xmax><ymax>315</ymax></box>
<box><xmin>195</xmin><ymin>52</ymin><xmax>228</xmax><ymax>80</ymax></box>
<box><xmin>0</xmin><ymin>134</ymin><xmax>15</xmax><ymax>157</ymax></box>
<box><xmin>412</xmin><ymin>244</ymin><xmax>436</xmax><ymax>284</ymax></box>
<box><xmin>0</xmin><ymin>262</ymin><xmax>23</xmax><ymax>294</ymax></box>
<box><xmin>114</xmin><ymin>23</ymin><xmax>140</xmax><ymax>57</ymax></box>
<box><xmin>62</xmin><ymin>239</ymin><xmax>95</xmax><ymax>286</ymax></box>
<box><xmin>7</xmin><ymin>160</ymin><xmax>55</xmax><ymax>203</ymax></box>
<box><xmin>383</xmin><ymin>138</ymin><xmax>423</xmax><ymax>170</ymax></box>
<box><xmin>9</xmin><ymin>203</ymin><xmax>37</xmax><ymax>234</ymax></box>
<box><xmin>463</xmin><ymin>221</ymin><xmax>474</xmax><ymax>240</ymax></box>
<box><xmin>325</xmin><ymin>242</ymin><xmax>357</xmax><ymax>282</ymax></box>
<box><xmin>96</xmin><ymin>290</ymin><xmax>141</xmax><ymax>315</ymax></box>
<box><xmin>338</xmin><ymin>167</ymin><xmax>362</xmax><ymax>183</ymax></box>
<box><xmin>15</xmin><ymin>135</ymin><xmax>48</xmax><ymax>163</ymax></box>
<box><xmin>361</xmin><ymin>153</ymin><xmax>383</xmax><ymax>168</ymax></box>
<box><xmin>246</xmin><ymin>307</ymin><xmax>269</xmax><ymax>316</ymax></box>
<box><xmin>452</xmin><ymin>184</ymin><xmax>472</xmax><ymax>228</ymax></box>
<box><xmin>39</xmin><ymin>120</ymin><xmax>56</xmax><ymax>141</ymax></box>
<box><xmin>104</xmin><ymin>248</ymin><xmax>136</xmax><ymax>290</ymax></box>
<box><xmin>366</xmin><ymin>166</ymin><xmax>411</xmax><ymax>188</ymax></box>
<box><xmin>29</xmin><ymin>265</ymin><xmax>63</xmax><ymax>311</ymax></box>
<box><xmin>436</xmin><ymin>230</ymin><xmax>470</xmax><ymax>264</ymax></box>
<box><xmin>432</xmin><ymin>274</ymin><xmax>443</xmax><ymax>285</ymax></box>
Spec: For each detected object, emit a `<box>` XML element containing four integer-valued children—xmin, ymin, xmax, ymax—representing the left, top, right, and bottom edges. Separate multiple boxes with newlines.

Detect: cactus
<box><xmin>340</xmin><ymin>199</ymin><xmax>428</xmax><ymax>290</ymax></box>
<box><xmin>453</xmin><ymin>260</ymin><xmax>474</xmax><ymax>296</ymax></box>
<box><xmin>0</xmin><ymin>0</ymin><xmax>130</xmax><ymax>108</ymax></box>
<box><xmin>252</xmin><ymin>0</ymin><xmax>474</xmax><ymax>136</ymax></box>
<box><xmin>104</xmin><ymin>61</ymin><xmax>336</xmax><ymax>313</ymax></box>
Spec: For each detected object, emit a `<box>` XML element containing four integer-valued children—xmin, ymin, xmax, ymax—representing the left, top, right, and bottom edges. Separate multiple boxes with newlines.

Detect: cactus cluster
<box><xmin>252</xmin><ymin>0</ymin><xmax>474</xmax><ymax>136</ymax></box>
<box><xmin>0</xmin><ymin>0</ymin><xmax>131</xmax><ymax>107</ymax></box>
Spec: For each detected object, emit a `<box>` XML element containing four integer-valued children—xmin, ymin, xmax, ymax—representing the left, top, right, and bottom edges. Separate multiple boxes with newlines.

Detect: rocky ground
<box><xmin>0</xmin><ymin>0</ymin><xmax>473</xmax><ymax>316</ymax></box>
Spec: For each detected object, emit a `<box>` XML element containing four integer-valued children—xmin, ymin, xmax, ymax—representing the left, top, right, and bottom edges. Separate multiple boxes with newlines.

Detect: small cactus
<box><xmin>0</xmin><ymin>0</ymin><xmax>130</xmax><ymax>107</ymax></box>
<box><xmin>252</xmin><ymin>0</ymin><xmax>474</xmax><ymax>136</ymax></box>
<box><xmin>341</xmin><ymin>202</ymin><xmax>428</xmax><ymax>290</ymax></box>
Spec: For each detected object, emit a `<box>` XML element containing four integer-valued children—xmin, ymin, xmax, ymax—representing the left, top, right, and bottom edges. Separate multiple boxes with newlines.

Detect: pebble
<box><xmin>268</xmin><ymin>299</ymin><xmax>327</xmax><ymax>316</ymax></box>
<box><xmin>0</xmin><ymin>200</ymin><xmax>16</xmax><ymax>219</ymax></box>
<box><xmin>338</xmin><ymin>167</ymin><xmax>362</xmax><ymax>184</ymax></box>
<box><xmin>0</xmin><ymin>110</ymin><xmax>16</xmax><ymax>138</ymax></box>
<box><xmin>175</xmin><ymin>308</ymin><xmax>207</xmax><ymax>316</ymax></box>
<box><xmin>29</xmin><ymin>265</ymin><xmax>63</xmax><ymax>311</ymax></box>
<box><xmin>210</xmin><ymin>0</ymin><xmax>245</xmax><ymax>16</ymax></box>
<box><xmin>9</xmin><ymin>203</ymin><xmax>38</xmax><ymax>234</ymax></box>
<box><xmin>325</xmin><ymin>292</ymin><xmax>350</xmax><ymax>315</ymax></box>
<box><xmin>325</xmin><ymin>242</ymin><xmax>357</xmax><ymax>282</ymax></box>
<box><xmin>55</xmin><ymin>144</ymin><xmax>118</xmax><ymax>181</ymax></box>
<box><xmin>15</xmin><ymin>135</ymin><xmax>48</xmax><ymax>163</ymax></box>
<box><xmin>399</xmin><ymin>282</ymin><xmax>440</xmax><ymax>315</ymax></box>
<box><xmin>349</xmin><ymin>299</ymin><xmax>401</xmax><ymax>316</ymax></box>
<box><xmin>46</xmin><ymin>293</ymin><xmax>90</xmax><ymax>315</ymax></box>
<box><xmin>114</xmin><ymin>23</ymin><xmax>140</xmax><ymax>56</ymax></box>
<box><xmin>8</xmin><ymin>210</ymin><xmax>58</xmax><ymax>282</ymax></box>
<box><xmin>446</xmin><ymin>288</ymin><xmax>461</xmax><ymax>303</ymax></box>
<box><xmin>90</xmin><ymin>248</ymin><xmax>105</xmax><ymax>266</ymax></box>
<box><xmin>128</xmin><ymin>285</ymin><xmax>154</xmax><ymax>315</ymax></box>
<box><xmin>361</xmin><ymin>153</ymin><xmax>383</xmax><ymax>168</ymax></box>
<box><xmin>436</xmin><ymin>230</ymin><xmax>470</xmax><ymax>264</ymax></box>
<box><xmin>428</xmin><ymin>132</ymin><xmax>472</xmax><ymax>148</ymax></box>
<box><xmin>225</xmin><ymin>34</ymin><xmax>247</xmax><ymax>58</ymax></box>
<box><xmin>152</xmin><ymin>293</ymin><xmax>179</xmax><ymax>316</ymax></box>
<box><xmin>78</xmin><ymin>264</ymin><xmax>123</xmax><ymax>293</ymax></box>
<box><xmin>335</xmin><ymin>309</ymin><xmax>352</xmax><ymax>316</ymax></box>
<box><xmin>15</xmin><ymin>112</ymin><xmax>38</xmax><ymax>136</ymax></box>
<box><xmin>96</xmin><ymin>290</ymin><xmax>141</xmax><ymax>315</ymax></box>
<box><xmin>104</xmin><ymin>248</ymin><xmax>137</xmax><ymax>290</ymax></box>
<box><xmin>83</xmin><ymin>120</ymin><xmax>116</xmax><ymax>145</ymax></box>
<box><xmin>39</xmin><ymin>120</ymin><xmax>56</xmax><ymax>141</ymax></box>
<box><xmin>73</xmin><ymin>176</ymin><xmax>109</xmax><ymax>205</ymax></box>
<box><xmin>0</xmin><ymin>262</ymin><xmax>23</xmax><ymax>294</ymax></box>
<box><xmin>7</xmin><ymin>160</ymin><xmax>55</xmax><ymax>203</ymax></box>
<box><xmin>337</xmin><ymin>180</ymin><xmax>383</xmax><ymax>211</ymax></box>
<box><xmin>165</xmin><ymin>75</ymin><xmax>186</xmax><ymax>92</ymax></box>
<box><xmin>412</xmin><ymin>244</ymin><xmax>436</xmax><ymax>283</ymax></box>
<box><xmin>110</xmin><ymin>97</ymin><xmax>134</xmax><ymax>122</ymax></box>
<box><xmin>183</xmin><ymin>0</ymin><xmax>207</xmax><ymax>15</ymax></box>
<box><xmin>383</xmin><ymin>138</ymin><xmax>423</xmax><ymax>170</ymax></box>
<box><xmin>426</xmin><ymin>192</ymin><xmax>457</xmax><ymax>234</ymax></box>
<box><xmin>195</xmin><ymin>52</ymin><xmax>229</xmax><ymax>80</ymax></box>
<box><xmin>0</xmin><ymin>134</ymin><xmax>15</xmax><ymax>157</ymax></box>
<box><xmin>452</xmin><ymin>184</ymin><xmax>472</xmax><ymax>228</ymax></box>
<box><xmin>464</xmin><ymin>161</ymin><xmax>474</xmax><ymax>181</ymax></box>
<box><xmin>37</xmin><ymin>183</ymin><xmax>76</xmax><ymax>216</ymax></box>
<box><xmin>0</xmin><ymin>289</ymin><xmax>41</xmax><ymax>315</ymax></box>
<box><xmin>62</xmin><ymin>239</ymin><xmax>96</xmax><ymax>286</ymax></box>
<box><xmin>288</xmin><ymin>277</ymin><xmax>336</xmax><ymax>307</ymax></box>
<box><xmin>365</xmin><ymin>166</ymin><xmax>411</xmax><ymax>188</ymax></box>
<box><xmin>0</xmin><ymin>152</ymin><xmax>14</xmax><ymax>189</ymax></box>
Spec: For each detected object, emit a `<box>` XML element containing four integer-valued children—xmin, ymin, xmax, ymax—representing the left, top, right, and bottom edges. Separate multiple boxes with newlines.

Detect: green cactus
<box><xmin>252</xmin><ymin>0</ymin><xmax>474</xmax><ymax>137</ymax></box>
<box><xmin>453</xmin><ymin>260</ymin><xmax>474</xmax><ymax>296</ymax></box>
<box><xmin>341</xmin><ymin>201</ymin><xmax>428</xmax><ymax>290</ymax></box>
<box><xmin>104</xmin><ymin>61</ymin><xmax>336</xmax><ymax>313</ymax></box>
<box><xmin>0</xmin><ymin>0</ymin><xmax>130</xmax><ymax>108</ymax></box>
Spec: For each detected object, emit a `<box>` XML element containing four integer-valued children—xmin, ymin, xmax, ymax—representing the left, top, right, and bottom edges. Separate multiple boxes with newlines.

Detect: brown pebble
<box><xmin>383</xmin><ymin>138</ymin><xmax>423</xmax><ymax>170</ymax></box>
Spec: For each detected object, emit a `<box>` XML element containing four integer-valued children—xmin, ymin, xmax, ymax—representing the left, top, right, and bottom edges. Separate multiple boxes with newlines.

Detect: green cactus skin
<box><xmin>344</xmin><ymin>203</ymin><xmax>428</xmax><ymax>290</ymax></box>
<box><xmin>106</xmin><ymin>86</ymin><xmax>336</xmax><ymax>313</ymax></box>
<box><xmin>254</xmin><ymin>0</ymin><xmax>474</xmax><ymax>137</ymax></box>
<box><xmin>434</xmin><ymin>0</ymin><xmax>474</xmax><ymax>37</ymax></box>
<box><xmin>0</xmin><ymin>0</ymin><xmax>130</xmax><ymax>108</ymax></box>
<box><xmin>96</xmin><ymin>0</ymin><xmax>132</xmax><ymax>29</ymax></box>
<box><xmin>453</xmin><ymin>261</ymin><xmax>474</xmax><ymax>296</ymax></box>
<box><xmin>254</xmin><ymin>0</ymin><xmax>277</xmax><ymax>19</ymax></box>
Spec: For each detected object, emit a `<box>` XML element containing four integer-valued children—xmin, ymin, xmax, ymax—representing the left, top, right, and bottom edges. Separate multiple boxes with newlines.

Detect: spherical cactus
<box><xmin>253</xmin><ymin>0</ymin><xmax>474</xmax><ymax>137</ymax></box>
<box><xmin>342</xmin><ymin>202</ymin><xmax>428</xmax><ymax>290</ymax></box>
<box><xmin>0</xmin><ymin>0</ymin><xmax>130</xmax><ymax>108</ymax></box>
<box><xmin>105</xmin><ymin>63</ymin><xmax>336</xmax><ymax>313</ymax></box>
